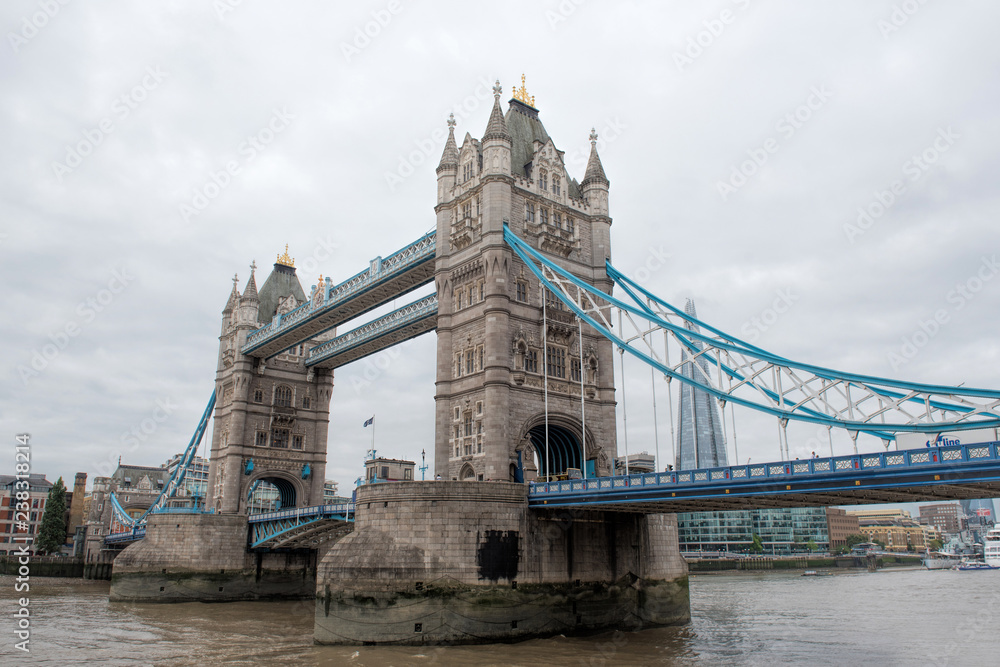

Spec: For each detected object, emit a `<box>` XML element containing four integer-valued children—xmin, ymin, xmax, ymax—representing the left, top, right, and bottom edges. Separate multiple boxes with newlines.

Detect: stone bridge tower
<box><xmin>206</xmin><ymin>252</ymin><xmax>334</xmax><ymax>513</ymax></box>
<box><xmin>433</xmin><ymin>78</ymin><xmax>618</xmax><ymax>482</ymax></box>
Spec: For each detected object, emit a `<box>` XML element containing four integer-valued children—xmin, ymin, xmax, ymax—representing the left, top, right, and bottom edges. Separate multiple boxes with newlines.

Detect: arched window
<box><xmin>274</xmin><ymin>385</ymin><xmax>292</xmax><ymax>408</ymax></box>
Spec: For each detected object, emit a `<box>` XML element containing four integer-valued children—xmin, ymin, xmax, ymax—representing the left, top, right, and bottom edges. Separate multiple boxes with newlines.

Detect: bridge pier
<box><xmin>315</xmin><ymin>481</ymin><xmax>689</xmax><ymax>645</ymax></box>
<box><xmin>109</xmin><ymin>513</ymin><xmax>319</xmax><ymax>602</ymax></box>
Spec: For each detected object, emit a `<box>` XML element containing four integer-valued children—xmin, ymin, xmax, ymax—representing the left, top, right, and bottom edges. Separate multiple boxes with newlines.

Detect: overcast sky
<box><xmin>2</xmin><ymin>2</ymin><xmax>999</xmax><ymax>499</ymax></box>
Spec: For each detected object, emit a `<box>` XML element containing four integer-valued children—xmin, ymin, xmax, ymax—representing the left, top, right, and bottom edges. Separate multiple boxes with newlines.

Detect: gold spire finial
<box><xmin>276</xmin><ymin>244</ymin><xmax>295</xmax><ymax>267</ymax></box>
<box><xmin>512</xmin><ymin>74</ymin><xmax>535</xmax><ymax>108</ymax></box>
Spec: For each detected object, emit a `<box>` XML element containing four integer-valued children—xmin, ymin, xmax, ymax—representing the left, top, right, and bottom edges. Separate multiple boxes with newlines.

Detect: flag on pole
<box><xmin>363</xmin><ymin>416</ymin><xmax>374</xmax><ymax>427</ymax></box>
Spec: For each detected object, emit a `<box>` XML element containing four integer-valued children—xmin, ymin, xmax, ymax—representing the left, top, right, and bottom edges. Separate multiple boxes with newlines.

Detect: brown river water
<box><xmin>1</xmin><ymin>568</ymin><xmax>996</xmax><ymax>665</ymax></box>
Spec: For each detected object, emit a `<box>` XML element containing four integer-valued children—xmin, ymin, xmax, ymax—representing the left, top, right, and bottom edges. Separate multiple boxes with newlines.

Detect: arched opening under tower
<box><xmin>529</xmin><ymin>424</ymin><xmax>582</xmax><ymax>478</ymax></box>
<box><xmin>247</xmin><ymin>477</ymin><xmax>298</xmax><ymax>513</ymax></box>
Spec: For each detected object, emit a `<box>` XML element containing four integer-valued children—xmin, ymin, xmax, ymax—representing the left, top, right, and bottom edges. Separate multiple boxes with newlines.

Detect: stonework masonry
<box><xmin>315</xmin><ymin>481</ymin><xmax>689</xmax><ymax>645</ymax></box>
<box><xmin>109</xmin><ymin>512</ymin><xmax>321</xmax><ymax>601</ymax></box>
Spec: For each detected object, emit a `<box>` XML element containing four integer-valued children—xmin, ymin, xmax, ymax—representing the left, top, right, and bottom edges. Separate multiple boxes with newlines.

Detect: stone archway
<box><xmin>244</xmin><ymin>470</ymin><xmax>303</xmax><ymax>513</ymax></box>
<box><xmin>519</xmin><ymin>414</ymin><xmax>599</xmax><ymax>479</ymax></box>
<box><xmin>459</xmin><ymin>463</ymin><xmax>476</xmax><ymax>480</ymax></box>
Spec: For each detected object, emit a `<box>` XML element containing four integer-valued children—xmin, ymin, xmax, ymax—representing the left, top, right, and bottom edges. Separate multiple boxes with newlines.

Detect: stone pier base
<box><xmin>109</xmin><ymin>513</ymin><xmax>317</xmax><ymax>602</ymax></box>
<box><xmin>315</xmin><ymin>481</ymin><xmax>689</xmax><ymax>645</ymax></box>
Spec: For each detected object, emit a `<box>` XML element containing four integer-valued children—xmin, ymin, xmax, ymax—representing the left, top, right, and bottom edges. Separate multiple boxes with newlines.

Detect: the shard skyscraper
<box><xmin>675</xmin><ymin>299</ymin><xmax>728</xmax><ymax>470</ymax></box>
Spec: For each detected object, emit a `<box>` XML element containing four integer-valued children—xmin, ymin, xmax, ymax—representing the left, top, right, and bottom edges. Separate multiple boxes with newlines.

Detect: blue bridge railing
<box><xmin>528</xmin><ymin>442</ymin><xmax>1000</xmax><ymax>500</ymax></box>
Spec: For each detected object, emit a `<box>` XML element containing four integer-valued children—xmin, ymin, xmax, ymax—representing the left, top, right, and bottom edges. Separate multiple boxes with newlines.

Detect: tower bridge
<box><xmin>102</xmin><ymin>77</ymin><xmax>1000</xmax><ymax>646</ymax></box>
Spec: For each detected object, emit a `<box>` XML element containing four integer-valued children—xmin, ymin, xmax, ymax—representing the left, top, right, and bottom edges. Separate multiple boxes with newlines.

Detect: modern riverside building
<box><xmin>826</xmin><ymin>507</ymin><xmax>861</xmax><ymax>550</ymax></box>
<box><xmin>0</xmin><ymin>473</ymin><xmax>52</xmax><ymax>555</ymax></box>
<box><xmin>918</xmin><ymin>503</ymin><xmax>962</xmax><ymax>536</ymax></box>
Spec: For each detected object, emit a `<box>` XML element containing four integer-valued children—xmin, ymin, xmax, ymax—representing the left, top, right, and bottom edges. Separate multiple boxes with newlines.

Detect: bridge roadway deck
<box><xmin>528</xmin><ymin>443</ymin><xmax>1000</xmax><ymax>513</ymax></box>
<box><xmin>241</xmin><ymin>231</ymin><xmax>435</xmax><ymax>359</ymax></box>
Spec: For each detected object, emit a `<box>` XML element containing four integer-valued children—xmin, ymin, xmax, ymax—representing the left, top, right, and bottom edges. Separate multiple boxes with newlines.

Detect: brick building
<box><xmin>826</xmin><ymin>507</ymin><xmax>861</xmax><ymax>549</ymax></box>
<box><xmin>919</xmin><ymin>503</ymin><xmax>961</xmax><ymax>536</ymax></box>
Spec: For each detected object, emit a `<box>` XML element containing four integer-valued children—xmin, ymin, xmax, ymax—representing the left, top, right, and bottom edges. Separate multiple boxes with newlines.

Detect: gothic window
<box><xmin>302</xmin><ymin>396</ymin><xmax>311</xmax><ymax>409</ymax></box>
<box><xmin>540</xmin><ymin>208</ymin><xmax>548</xmax><ymax>225</ymax></box>
<box><xmin>464</xmin><ymin>413</ymin><xmax>473</xmax><ymax>437</ymax></box>
<box><xmin>545</xmin><ymin>289</ymin><xmax>563</xmax><ymax>311</ymax></box>
<box><xmin>516</xmin><ymin>281</ymin><xmax>528</xmax><ymax>302</ymax></box>
<box><xmin>538</xmin><ymin>170</ymin><xmax>547</xmax><ymax>191</ymax></box>
<box><xmin>271</xmin><ymin>429</ymin><xmax>290</xmax><ymax>448</ymax></box>
<box><xmin>274</xmin><ymin>385</ymin><xmax>292</xmax><ymax>408</ymax></box>
<box><xmin>476</xmin><ymin>196</ymin><xmax>481</xmax><ymax>217</ymax></box>
<box><xmin>553</xmin><ymin>212</ymin><xmax>561</xmax><ymax>228</ymax></box>
<box><xmin>253</xmin><ymin>388</ymin><xmax>263</xmax><ymax>403</ymax></box>
<box><xmin>455</xmin><ymin>407</ymin><xmax>461</xmax><ymax>420</ymax></box>
<box><xmin>462</xmin><ymin>201</ymin><xmax>472</xmax><ymax>219</ymax></box>
<box><xmin>477</xmin><ymin>401</ymin><xmax>483</xmax><ymax>415</ymax></box>
<box><xmin>476</xmin><ymin>345</ymin><xmax>484</xmax><ymax>371</ymax></box>
<box><xmin>454</xmin><ymin>426</ymin><xmax>460</xmax><ymax>438</ymax></box>
<box><xmin>553</xmin><ymin>177</ymin><xmax>561</xmax><ymax>196</ymax></box>
<box><xmin>465</xmin><ymin>350</ymin><xmax>475</xmax><ymax>375</ymax></box>
<box><xmin>468</xmin><ymin>286</ymin><xmax>475</xmax><ymax>305</ymax></box>
<box><xmin>455</xmin><ymin>353</ymin><xmax>463</xmax><ymax>377</ymax></box>
<box><xmin>525</xmin><ymin>350</ymin><xmax>538</xmax><ymax>373</ymax></box>
<box><xmin>546</xmin><ymin>346</ymin><xmax>566</xmax><ymax>378</ymax></box>
<box><xmin>525</xmin><ymin>202</ymin><xmax>535</xmax><ymax>223</ymax></box>
<box><xmin>479</xmin><ymin>281</ymin><xmax>485</xmax><ymax>301</ymax></box>
<box><xmin>477</xmin><ymin>420</ymin><xmax>483</xmax><ymax>433</ymax></box>
<box><xmin>477</xmin><ymin>440</ymin><xmax>483</xmax><ymax>454</ymax></box>
<box><xmin>457</xmin><ymin>290</ymin><xmax>463</xmax><ymax>309</ymax></box>
<box><xmin>292</xmin><ymin>435</ymin><xmax>304</xmax><ymax>449</ymax></box>
<box><xmin>463</xmin><ymin>161</ymin><xmax>473</xmax><ymax>182</ymax></box>
<box><xmin>255</xmin><ymin>431</ymin><xmax>267</xmax><ymax>447</ymax></box>
<box><xmin>464</xmin><ymin>441</ymin><xmax>472</xmax><ymax>456</ymax></box>
<box><xmin>566</xmin><ymin>217</ymin><xmax>575</xmax><ymax>233</ymax></box>
<box><xmin>571</xmin><ymin>358</ymin><xmax>582</xmax><ymax>382</ymax></box>
<box><xmin>455</xmin><ymin>446</ymin><xmax>460</xmax><ymax>457</ymax></box>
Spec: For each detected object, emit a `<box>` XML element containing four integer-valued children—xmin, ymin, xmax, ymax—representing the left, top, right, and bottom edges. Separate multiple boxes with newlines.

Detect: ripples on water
<box><xmin>2</xmin><ymin>569</ymin><xmax>996</xmax><ymax>665</ymax></box>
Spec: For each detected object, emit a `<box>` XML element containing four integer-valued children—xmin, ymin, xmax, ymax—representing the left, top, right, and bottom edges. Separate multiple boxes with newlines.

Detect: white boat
<box><xmin>923</xmin><ymin>551</ymin><xmax>963</xmax><ymax>570</ymax></box>
<box><xmin>985</xmin><ymin>527</ymin><xmax>1000</xmax><ymax>568</ymax></box>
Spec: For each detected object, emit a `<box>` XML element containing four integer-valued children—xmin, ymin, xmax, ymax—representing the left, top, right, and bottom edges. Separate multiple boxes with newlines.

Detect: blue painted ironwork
<box><xmin>306</xmin><ymin>294</ymin><xmax>437</xmax><ymax>368</ymax></box>
<box><xmin>107</xmin><ymin>391</ymin><xmax>217</xmax><ymax>537</ymax></box>
<box><xmin>527</xmin><ymin>442</ymin><xmax>1000</xmax><ymax>511</ymax></box>
<box><xmin>503</xmin><ymin>225</ymin><xmax>1000</xmax><ymax>438</ymax></box>
<box><xmin>248</xmin><ymin>503</ymin><xmax>355</xmax><ymax>549</ymax></box>
<box><xmin>242</xmin><ymin>231</ymin><xmax>436</xmax><ymax>356</ymax></box>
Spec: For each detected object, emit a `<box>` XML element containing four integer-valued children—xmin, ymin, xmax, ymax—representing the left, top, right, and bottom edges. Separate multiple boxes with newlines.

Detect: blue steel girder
<box><xmin>248</xmin><ymin>504</ymin><xmax>355</xmax><ymax>549</ymax></box>
<box><xmin>527</xmin><ymin>442</ymin><xmax>1000</xmax><ymax>513</ymax></box>
<box><xmin>306</xmin><ymin>294</ymin><xmax>437</xmax><ymax>369</ymax></box>
<box><xmin>241</xmin><ymin>231</ymin><xmax>436</xmax><ymax>359</ymax></box>
<box><xmin>502</xmin><ymin>224</ymin><xmax>1000</xmax><ymax>437</ymax></box>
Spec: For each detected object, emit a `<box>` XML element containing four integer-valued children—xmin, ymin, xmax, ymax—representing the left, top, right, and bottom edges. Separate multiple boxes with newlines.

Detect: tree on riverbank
<box><xmin>36</xmin><ymin>477</ymin><xmax>67</xmax><ymax>555</ymax></box>
<box><xmin>750</xmin><ymin>533</ymin><xmax>764</xmax><ymax>554</ymax></box>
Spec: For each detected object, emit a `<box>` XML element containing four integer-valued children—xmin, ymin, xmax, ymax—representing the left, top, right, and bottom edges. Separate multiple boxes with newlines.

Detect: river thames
<box><xmin>3</xmin><ymin>567</ymin><xmax>996</xmax><ymax>665</ymax></box>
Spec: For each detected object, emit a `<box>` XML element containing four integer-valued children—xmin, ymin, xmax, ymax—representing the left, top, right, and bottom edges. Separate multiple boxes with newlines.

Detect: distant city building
<box><xmin>959</xmin><ymin>498</ymin><xmax>997</xmax><ymax>525</ymax></box>
<box><xmin>675</xmin><ymin>300</ymin><xmax>728</xmax><ymax>470</ymax></box>
<box><xmin>615</xmin><ymin>452</ymin><xmax>656</xmax><ymax>474</ymax></box>
<box><xmin>826</xmin><ymin>508</ymin><xmax>861</xmax><ymax>549</ymax></box>
<box><xmin>679</xmin><ymin>507</ymin><xmax>831</xmax><ymax>555</ymax></box>
<box><xmin>0</xmin><ymin>474</ymin><xmax>52</xmax><ymax>555</ymax></box>
<box><xmin>164</xmin><ymin>453</ymin><xmax>209</xmax><ymax>509</ymax></box>
<box><xmin>858</xmin><ymin>517</ymin><xmax>926</xmax><ymax>552</ymax></box>
<box><xmin>364</xmin><ymin>457</ymin><xmax>414</xmax><ymax>483</ymax></box>
<box><xmin>919</xmin><ymin>503</ymin><xmax>961</xmax><ymax>535</ymax></box>
<box><xmin>846</xmin><ymin>508</ymin><xmax>911</xmax><ymax>522</ymax></box>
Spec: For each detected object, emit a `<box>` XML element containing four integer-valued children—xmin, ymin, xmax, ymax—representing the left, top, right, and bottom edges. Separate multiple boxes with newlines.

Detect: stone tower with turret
<box><xmin>433</xmin><ymin>77</ymin><xmax>618</xmax><ymax>482</ymax></box>
<box><xmin>206</xmin><ymin>252</ymin><xmax>335</xmax><ymax>513</ymax></box>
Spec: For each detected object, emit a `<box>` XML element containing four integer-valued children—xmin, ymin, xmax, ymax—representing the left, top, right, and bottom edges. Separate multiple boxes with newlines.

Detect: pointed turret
<box><xmin>223</xmin><ymin>274</ymin><xmax>240</xmax><ymax>314</ymax></box>
<box><xmin>483</xmin><ymin>80</ymin><xmax>511</xmax><ymax>144</ymax></box>
<box><xmin>582</xmin><ymin>129</ymin><xmax>609</xmax><ymax>188</ymax></box>
<box><xmin>481</xmin><ymin>80</ymin><xmax>512</xmax><ymax>179</ymax></box>
<box><xmin>581</xmin><ymin>128</ymin><xmax>610</xmax><ymax>217</ymax></box>
<box><xmin>237</xmin><ymin>261</ymin><xmax>260</xmax><ymax>327</ymax></box>
<box><xmin>437</xmin><ymin>113</ymin><xmax>459</xmax><ymax>173</ymax></box>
